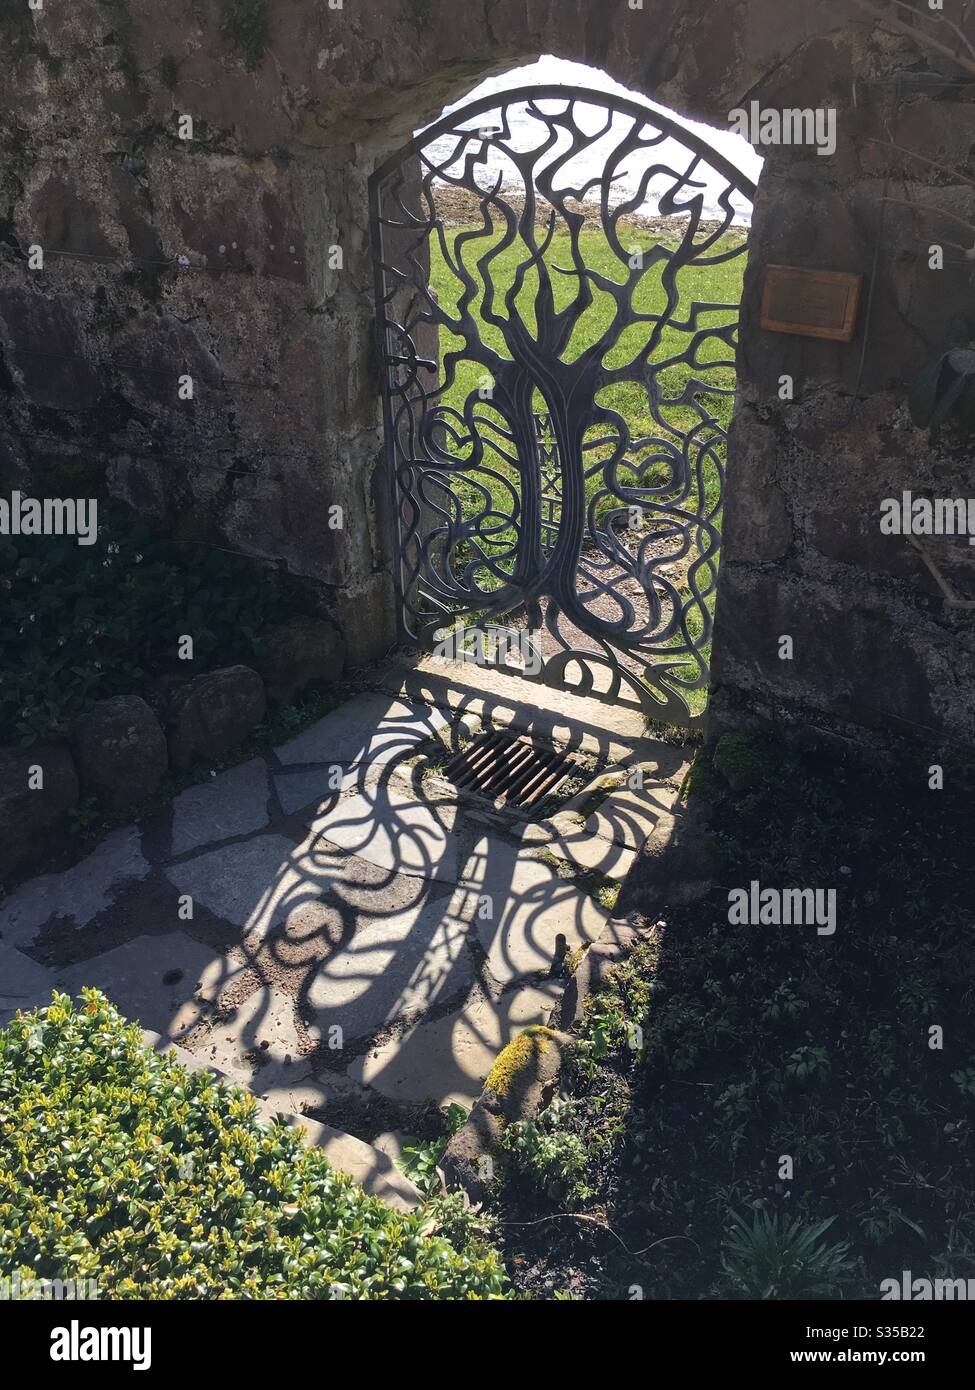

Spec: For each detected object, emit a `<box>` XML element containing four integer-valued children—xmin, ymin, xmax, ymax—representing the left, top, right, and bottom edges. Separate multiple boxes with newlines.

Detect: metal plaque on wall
<box><xmin>760</xmin><ymin>265</ymin><xmax>862</xmax><ymax>341</ymax></box>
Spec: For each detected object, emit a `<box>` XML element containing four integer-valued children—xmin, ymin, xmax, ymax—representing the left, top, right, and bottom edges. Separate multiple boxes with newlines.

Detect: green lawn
<box><xmin>427</xmin><ymin>220</ymin><xmax>747</xmax><ymax>485</ymax></box>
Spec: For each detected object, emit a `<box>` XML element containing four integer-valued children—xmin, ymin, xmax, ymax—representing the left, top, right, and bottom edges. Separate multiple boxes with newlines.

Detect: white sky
<box><xmin>429</xmin><ymin>54</ymin><xmax>763</xmax><ymax>188</ymax></box>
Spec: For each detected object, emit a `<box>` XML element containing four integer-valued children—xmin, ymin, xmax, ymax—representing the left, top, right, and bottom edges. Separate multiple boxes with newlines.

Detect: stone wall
<box><xmin>2</xmin><ymin>0</ymin><xmax>973</xmax><ymax>741</ymax></box>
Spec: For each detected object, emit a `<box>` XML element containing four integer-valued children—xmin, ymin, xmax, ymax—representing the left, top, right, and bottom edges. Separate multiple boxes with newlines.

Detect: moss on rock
<box><xmin>712</xmin><ymin>730</ymin><xmax>778</xmax><ymax>792</ymax></box>
<box><xmin>682</xmin><ymin>750</ymin><xmax>723</xmax><ymax>803</ymax></box>
<box><xmin>219</xmin><ymin>0</ymin><xmax>270</xmax><ymax>71</ymax></box>
<box><xmin>485</xmin><ymin>1026</ymin><xmax>557</xmax><ymax>1098</ymax></box>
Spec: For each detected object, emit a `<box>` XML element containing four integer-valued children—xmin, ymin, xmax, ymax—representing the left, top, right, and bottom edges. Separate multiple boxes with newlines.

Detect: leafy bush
<box><xmin>421</xmin><ymin>1191</ymin><xmax>499</xmax><ymax>1250</ymax></box>
<box><xmin>500</xmin><ymin>1099</ymin><xmax>591</xmax><ymax>1202</ymax></box>
<box><xmin>0</xmin><ymin>498</ymin><xmax>319</xmax><ymax>745</ymax></box>
<box><xmin>0</xmin><ymin>992</ymin><xmax>510</xmax><ymax>1299</ymax></box>
<box><xmin>721</xmin><ymin>1210</ymin><xmax>852</xmax><ymax>1300</ymax></box>
<box><xmin>399</xmin><ymin>1103</ymin><xmax>469</xmax><ymax>1195</ymax></box>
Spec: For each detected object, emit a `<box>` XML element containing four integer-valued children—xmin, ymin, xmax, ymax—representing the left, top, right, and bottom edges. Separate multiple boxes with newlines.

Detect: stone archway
<box><xmin>2</xmin><ymin>0</ymin><xmax>973</xmax><ymax>742</ymax></box>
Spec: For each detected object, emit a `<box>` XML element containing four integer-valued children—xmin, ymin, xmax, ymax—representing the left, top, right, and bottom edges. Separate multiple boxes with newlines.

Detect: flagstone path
<box><xmin>0</xmin><ymin>656</ymin><xmax>689</xmax><ymax>1207</ymax></box>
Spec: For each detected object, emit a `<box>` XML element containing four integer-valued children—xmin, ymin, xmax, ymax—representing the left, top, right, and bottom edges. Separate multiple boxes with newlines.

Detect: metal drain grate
<box><xmin>444</xmin><ymin>729</ymin><xmax>578</xmax><ymax>811</ymax></box>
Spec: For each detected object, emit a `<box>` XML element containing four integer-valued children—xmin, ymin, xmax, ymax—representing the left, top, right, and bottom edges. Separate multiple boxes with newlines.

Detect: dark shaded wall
<box><xmin>1</xmin><ymin>0</ymin><xmax>972</xmax><ymax>738</ymax></box>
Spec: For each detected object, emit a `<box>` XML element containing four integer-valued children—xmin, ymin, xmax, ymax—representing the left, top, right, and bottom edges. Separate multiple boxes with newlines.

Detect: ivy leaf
<box><xmin>909</xmin><ymin>349</ymin><xmax>975</xmax><ymax>436</ymax></box>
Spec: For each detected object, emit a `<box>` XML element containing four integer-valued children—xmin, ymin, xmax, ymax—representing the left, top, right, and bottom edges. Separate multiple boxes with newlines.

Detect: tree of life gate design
<box><xmin>369</xmin><ymin>85</ymin><xmax>755</xmax><ymax>725</ymax></box>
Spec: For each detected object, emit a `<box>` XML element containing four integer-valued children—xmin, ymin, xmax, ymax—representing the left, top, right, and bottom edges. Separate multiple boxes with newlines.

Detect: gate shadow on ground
<box><xmin>175</xmin><ymin>685</ymin><xmax>683</xmax><ymax>1123</ymax></box>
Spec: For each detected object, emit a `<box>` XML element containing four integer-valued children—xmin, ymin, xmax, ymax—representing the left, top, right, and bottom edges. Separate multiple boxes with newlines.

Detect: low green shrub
<box><xmin>0</xmin><ymin>992</ymin><xmax>510</xmax><ymax>1300</ymax></box>
<box><xmin>500</xmin><ymin>1099</ymin><xmax>591</xmax><ymax>1203</ymax></box>
<box><xmin>399</xmin><ymin>1103</ymin><xmax>469</xmax><ymax>1195</ymax></box>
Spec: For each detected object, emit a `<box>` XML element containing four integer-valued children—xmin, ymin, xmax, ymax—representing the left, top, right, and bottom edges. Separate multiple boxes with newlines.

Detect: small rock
<box><xmin>73</xmin><ymin>695</ymin><xmax>168</xmax><ymax>809</ymax></box>
<box><xmin>0</xmin><ymin>744</ymin><xmax>79</xmax><ymax>882</ymax></box>
<box><xmin>167</xmin><ymin>665</ymin><xmax>266</xmax><ymax>771</ymax></box>
<box><xmin>439</xmin><ymin>1103</ymin><xmax>503</xmax><ymax>1203</ymax></box>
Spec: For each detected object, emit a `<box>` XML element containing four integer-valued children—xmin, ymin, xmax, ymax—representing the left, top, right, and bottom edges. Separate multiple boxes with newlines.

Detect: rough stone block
<box><xmin>0</xmin><ymin>289</ymin><xmax>102</xmax><ymax>410</ymax></box>
<box><xmin>338</xmin><ymin>572</ymin><xmax>397</xmax><ymax>673</ymax></box>
<box><xmin>0</xmin><ymin>745</ymin><xmax>79</xmax><ymax>884</ymax></box>
<box><xmin>556</xmin><ymin>925</ymin><xmax>643</xmax><ymax>1030</ymax></box>
<box><xmin>170</xmin><ymin>758</ymin><xmax>270</xmax><ymax>856</ymax></box>
<box><xmin>168</xmin><ymin>666</ymin><xmax>266</xmax><ymax>770</ymax></box>
<box><xmin>73</xmin><ymin>695</ymin><xmax>168</xmax><ymax>810</ymax></box>
<box><xmin>438</xmin><ymin>1102</ymin><xmax>503</xmax><ymax>1202</ymax></box>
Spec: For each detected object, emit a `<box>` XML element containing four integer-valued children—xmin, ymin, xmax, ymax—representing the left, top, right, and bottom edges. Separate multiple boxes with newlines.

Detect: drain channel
<box><xmin>444</xmin><ymin>729</ymin><xmax>578</xmax><ymax>811</ymax></box>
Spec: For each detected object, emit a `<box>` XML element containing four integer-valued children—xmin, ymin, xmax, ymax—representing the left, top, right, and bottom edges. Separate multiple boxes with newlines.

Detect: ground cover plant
<box><xmin>0</xmin><ymin>466</ymin><xmax>321</xmax><ymax>747</ymax></box>
<box><xmin>0</xmin><ymin>991</ymin><xmax>510</xmax><ymax>1300</ymax></box>
<box><xmin>488</xmin><ymin>730</ymin><xmax>975</xmax><ymax>1300</ymax></box>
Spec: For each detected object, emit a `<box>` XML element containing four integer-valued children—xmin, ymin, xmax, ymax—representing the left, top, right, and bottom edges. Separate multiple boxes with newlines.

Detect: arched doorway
<box><xmin>370</xmin><ymin>79</ymin><xmax>755</xmax><ymax>727</ymax></box>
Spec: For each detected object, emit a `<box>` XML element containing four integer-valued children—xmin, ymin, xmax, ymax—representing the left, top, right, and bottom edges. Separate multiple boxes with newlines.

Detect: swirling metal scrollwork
<box><xmin>369</xmin><ymin>84</ymin><xmax>755</xmax><ymax>725</ymax></box>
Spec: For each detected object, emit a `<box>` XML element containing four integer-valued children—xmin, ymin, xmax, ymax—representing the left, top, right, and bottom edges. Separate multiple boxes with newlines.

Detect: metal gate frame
<box><xmin>369</xmin><ymin>84</ymin><xmax>755</xmax><ymax>725</ymax></box>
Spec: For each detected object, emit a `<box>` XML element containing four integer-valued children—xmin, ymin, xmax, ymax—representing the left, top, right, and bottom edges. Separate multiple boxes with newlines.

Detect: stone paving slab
<box><xmin>170</xmin><ymin>758</ymin><xmax>270</xmax><ymax>856</ymax></box>
<box><xmin>456</xmin><ymin>835</ymin><xmax>609</xmax><ymax>982</ymax></box>
<box><xmin>348</xmin><ymin>980</ymin><xmax>563</xmax><ymax>1107</ymax></box>
<box><xmin>308</xmin><ymin>778</ymin><xmax>468</xmax><ymax>883</ymax></box>
<box><xmin>2</xmin><ymin>678</ymin><xmax>661</xmax><ymax>1164</ymax></box>
<box><xmin>55</xmin><ymin>932</ymin><xmax>214</xmax><ymax>1042</ymax></box>
<box><xmin>143</xmin><ymin>1029</ymin><xmax>420</xmax><ymax>1212</ymax></box>
<box><xmin>250</xmin><ymin>1069</ymin><xmax>363</xmax><ymax>1118</ymax></box>
<box><xmin>372</xmin><ymin>1130</ymin><xmax>409</xmax><ymax>1166</ymax></box>
<box><xmin>582</xmin><ymin>780</ymin><xmax>685</xmax><ymax>850</ymax></box>
<box><xmin>274</xmin><ymin>752</ymin><xmax>435</xmax><ymax>817</ymax></box>
<box><xmin>165</xmin><ymin>828</ymin><xmax>440</xmax><ymax>942</ymax></box>
<box><xmin>0</xmin><ymin>944</ymin><xmax>57</xmax><ymax>1026</ymax></box>
<box><xmin>184</xmin><ymin>983</ymin><xmax>303</xmax><ymax>1083</ymax></box>
<box><xmin>519</xmin><ymin>812</ymin><xmax>637</xmax><ymax>880</ymax></box>
<box><xmin>305</xmin><ymin>890</ymin><xmax>476</xmax><ymax>1043</ymax></box>
<box><xmin>0</xmin><ymin>828</ymin><xmax>150</xmax><ymax>948</ymax></box>
<box><xmin>164</xmin><ymin>833</ymin><xmax>309</xmax><ymax>937</ymax></box>
<box><xmin>281</xmin><ymin>1114</ymin><xmax>421</xmax><ymax>1212</ymax></box>
<box><xmin>381</xmin><ymin>656</ymin><xmax>650</xmax><ymax>763</ymax></box>
<box><xmin>274</xmin><ymin>692</ymin><xmax>446</xmax><ymax>767</ymax></box>
<box><xmin>274</xmin><ymin>766</ymin><xmax>357</xmax><ymax>817</ymax></box>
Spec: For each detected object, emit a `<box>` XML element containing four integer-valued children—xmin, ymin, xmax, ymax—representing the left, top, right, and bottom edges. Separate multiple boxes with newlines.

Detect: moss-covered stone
<box><xmin>485</xmin><ymin>1026</ymin><xmax>557</xmax><ymax>1098</ymax></box>
<box><xmin>219</xmin><ymin>0</ymin><xmax>270</xmax><ymax>71</ymax></box>
<box><xmin>712</xmin><ymin>731</ymin><xmax>778</xmax><ymax>792</ymax></box>
<box><xmin>682</xmin><ymin>751</ymin><xmax>724</xmax><ymax>804</ymax></box>
<box><xmin>564</xmin><ymin>945</ymin><xmax>588</xmax><ymax>977</ymax></box>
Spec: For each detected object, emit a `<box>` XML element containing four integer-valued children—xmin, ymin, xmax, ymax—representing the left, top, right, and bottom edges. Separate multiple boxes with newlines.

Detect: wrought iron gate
<box><xmin>369</xmin><ymin>85</ymin><xmax>754</xmax><ymax>725</ymax></box>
